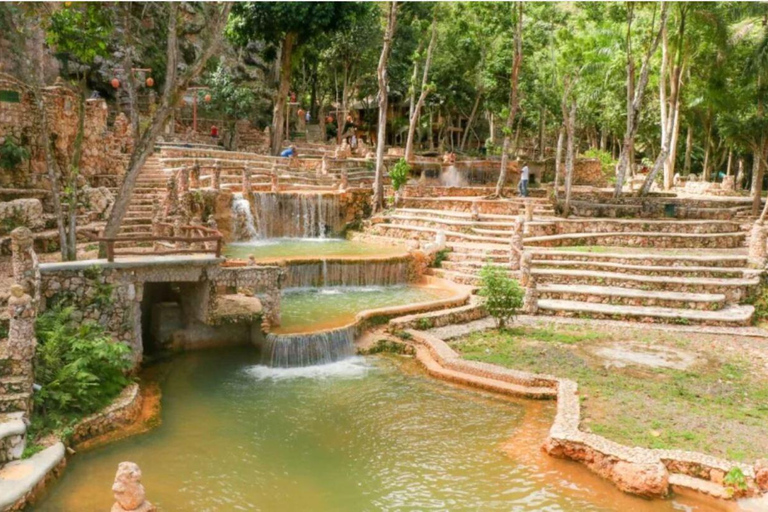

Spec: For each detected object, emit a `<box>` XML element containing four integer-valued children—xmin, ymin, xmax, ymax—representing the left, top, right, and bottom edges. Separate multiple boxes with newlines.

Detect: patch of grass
<box><xmin>450</xmin><ymin>324</ymin><xmax>768</xmax><ymax>461</ymax></box>
<box><xmin>415</xmin><ymin>317</ymin><xmax>434</xmax><ymax>330</ymax></box>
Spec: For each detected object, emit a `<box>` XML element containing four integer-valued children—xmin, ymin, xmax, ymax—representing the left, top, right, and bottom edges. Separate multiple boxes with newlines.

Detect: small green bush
<box><xmin>478</xmin><ymin>263</ymin><xmax>523</xmax><ymax>329</ymax></box>
<box><xmin>0</xmin><ymin>137</ymin><xmax>30</xmax><ymax>171</ymax></box>
<box><xmin>724</xmin><ymin>467</ymin><xmax>748</xmax><ymax>496</ymax></box>
<box><xmin>431</xmin><ymin>248</ymin><xmax>450</xmax><ymax>268</ymax></box>
<box><xmin>390</xmin><ymin>158</ymin><xmax>411</xmax><ymax>191</ymax></box>
<box><xmin>33</xmin><ymin>305</ymin><xmax>132</xmax><ymax>435</ymax></box>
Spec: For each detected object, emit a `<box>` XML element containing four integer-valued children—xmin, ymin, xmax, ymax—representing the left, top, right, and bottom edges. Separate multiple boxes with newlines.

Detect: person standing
<box><xmin>518</xmin><ymin>162</ymin><xmax>530</xmax><ymax>197</ymax></box>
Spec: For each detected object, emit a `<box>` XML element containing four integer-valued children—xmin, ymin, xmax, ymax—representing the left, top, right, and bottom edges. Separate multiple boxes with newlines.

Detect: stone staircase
<box><xmin>114</xmin><ymin>156</ymin><xmax>167</xmax><ymax>239</ymax></box>
<box><xmin>0</xmin><ymin>345</ymin><xmax>33</xmax><ymax>466</ymax></box>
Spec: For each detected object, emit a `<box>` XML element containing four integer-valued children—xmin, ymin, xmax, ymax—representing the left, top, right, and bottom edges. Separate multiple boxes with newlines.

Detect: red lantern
<box><xmin>204</xmin><ymin>93</ymin><xmax>212</xmax><ymax>103</ymax></box>
<box><xmin>111</xmin><ymin>78</ymin><xmax>120</xmax><ymax>89</ymax></box>
<box><xmin>145</xmin><ymin>77</ymin><xmax>154</xmax><ymax>87</ymax></box>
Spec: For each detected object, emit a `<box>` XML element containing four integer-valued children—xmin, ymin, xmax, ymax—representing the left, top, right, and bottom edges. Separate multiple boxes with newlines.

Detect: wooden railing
<box><xmin>94</xmin><ymin>225</ymin><xmax>223</xmax><ymax>262</ymax></box>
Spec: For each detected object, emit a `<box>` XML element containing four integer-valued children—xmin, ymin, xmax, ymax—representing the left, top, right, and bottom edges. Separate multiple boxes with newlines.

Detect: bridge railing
<box><xmin>93</xmin><ymin>225</ymin><xmax>223</xmax><ymax>262</ymax></box>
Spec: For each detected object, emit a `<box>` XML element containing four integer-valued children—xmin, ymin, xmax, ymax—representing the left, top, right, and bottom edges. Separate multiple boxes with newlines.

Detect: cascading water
<box><xmin>440</xmin><ymin>165</ymin><xmax>469</xmax><ymax>187</ymax></box>
<box><xmin>283</xmin><ymin>258</ymin><xmax>412</xmax><ymax>288</ymax></box>
<box><xmin>261</xmin><ymin>327</ymin><xmax>355</xmax><ymax>367</ymax></box>
<box><xmin>232</xmin><ymin>193</ymin><xmax>259</xmax><ymax>241</ymax></box>
<box><xmin>251</xmin><ymin>192</ymin><xmax>342</xmax><ymax>239</ymax></box>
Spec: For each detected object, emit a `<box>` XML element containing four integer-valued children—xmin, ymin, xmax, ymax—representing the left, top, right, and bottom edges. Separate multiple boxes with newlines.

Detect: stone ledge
<box><xmin>0</xmin><ymin>443</ymin><xmax>66</xmax><ymax>511</ymax></box>
<box><xmin>406</xmin><ymin>328</ymin><xmax>763</xmax><ymax>500</ymax></box>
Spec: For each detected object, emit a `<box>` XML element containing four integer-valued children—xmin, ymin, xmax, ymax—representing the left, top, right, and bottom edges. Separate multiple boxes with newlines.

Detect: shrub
<box><xmin>724</xmin><ymin>467</ymin><xmax>748</xmax><ymax>496</ymax></box>
<box><xmin>0</xmin><ymin>137</ymin><xmax>30</xmax><ymax>172</ymax></box>
<box><xmin>390</xmin><ymin>158</ymin><xmax>411</xmax><ymax>192</ymax></box>
<box><xmin>431</xmin><ymin>248</ymin><xmax>450</xmax><ymax>268</ymax></box>
<box><xmin>33</xmin><ymin>305</ymin><xmax>132</xmax><ymax>435</ymax></box>
<box><xmin>581</xmin><ymin>148</ymin><xmax>616</xmax><ymax>182</ymax></box>
<box><xmin>478</xmin><ymin>263</ymin><xmax>523</xmax><ymax>329</ymax></box>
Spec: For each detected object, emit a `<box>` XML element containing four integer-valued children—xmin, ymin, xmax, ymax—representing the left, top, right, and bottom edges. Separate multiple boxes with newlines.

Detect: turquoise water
<box><xmin>225</xmin><ymin>239</ymin><xmax>406</xmax><ymax>260</ymax></box>
<box><xmin>32</xmin><ymin>350</ymin><xmax>697</xmax><ymax>511</ymax></box>
<box><xmin>274</xmin><ymin>285</ymin><xmax>453</xmax><ymax>334</ymax></box>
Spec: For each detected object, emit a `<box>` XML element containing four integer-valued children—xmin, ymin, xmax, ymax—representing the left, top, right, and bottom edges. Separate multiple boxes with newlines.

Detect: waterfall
<box><xmin>252</xmin><ymin>192</ymin><xmax>342</xmax><ymax>239</ymax></box>
<box><xmin>261</xmin><ymin>327</ymin><xmax>355</xmax><ymax>367</ymax></box>
<box><xmin>232</xmin><ymin>193</ymin><xmax>259</xmax><ymax>241</ymax></box>
<box><xmin>440</xmin><ymin>165</ymin><xmax>468</xmax><ymax>187</ymax></box>
<box><xmin>283</xmin><ymin>258</ymin><xmax>412</xmax><ymax>288</ymax></box>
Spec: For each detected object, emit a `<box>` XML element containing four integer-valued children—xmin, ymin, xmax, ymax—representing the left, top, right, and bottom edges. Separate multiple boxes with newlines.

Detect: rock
<box><xmin>611</xmin><ymin>461</ymin><xmax>669</xmax><ymax>498</ymax></box>
<box><xmin>755</xmin><ymin>459</ymin><xmax>768</xmax><ymax>491</ymax></box>
<box><xmin>81</xmin><ymin>185</ymin><xmax>115</xmax><ymax>220</ymax></box>
<box><xmin>0</xmin><ymin>199</ymin><xmax>44</xmax><ymax>233</ymax></box>
<box><xmin>111</xmin><ymin>461</ymin><xmax>156</xmax><ymax>512</ymax></box>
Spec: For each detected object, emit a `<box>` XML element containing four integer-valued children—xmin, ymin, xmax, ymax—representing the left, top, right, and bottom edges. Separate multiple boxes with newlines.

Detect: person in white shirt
<box><xmin>518</xmin><ymin>163</ymin><xmax>530</xmax><ymax>197</ymax></box>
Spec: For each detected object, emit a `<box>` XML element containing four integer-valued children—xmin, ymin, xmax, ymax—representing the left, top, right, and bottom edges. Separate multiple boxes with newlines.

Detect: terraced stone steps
<box><xmin>532</xmin><ymin>268</ymin><xmax>758</xmax><ymax>302</ymax></box>
<box><xmin>525</xmin><ymin>230</ymin><xmax>746</xmax><ymax>249</ymax></box>
<box><xmin>537</xmin><ymin>284</ymin><xmax>727</xmax><ymax>310</ymax></box>
<box><xmin>400</xmin><ymin>196</ymin><xmax>555</xmax><ymax>216</ymax></box>
<box><xmin>537</xmin><ymin>299</ymin><xmax>754</xmax><ymax>326</ymax></box>
<box><xmin>531</xmin><ymin>250</ymin><xmax>749</xmax><ymax>268</ymax></box>
<box><xmin>533</xmin><ymin>260</ymin><xmax>751</xmax><ymax>279</ymax></box>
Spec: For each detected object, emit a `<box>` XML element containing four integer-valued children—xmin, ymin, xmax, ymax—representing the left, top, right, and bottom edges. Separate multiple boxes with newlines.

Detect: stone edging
<box><xmin>405</xmin><ymin>329</ymin><xmax>766</xmax><ymax>501</ymax></box>
<box><xmin>71</xmin><ymin>383</ymin><xmax>143</xmax><ymax>446</ymax></box>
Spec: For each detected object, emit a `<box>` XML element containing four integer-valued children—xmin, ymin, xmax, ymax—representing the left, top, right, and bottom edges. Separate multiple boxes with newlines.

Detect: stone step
<box><xmin>0</xmin><ymin>376</ymin><xmax>29</xmax><ymax>396</ymax></box>
<box><xmin>668</xmin><ymin>473</ymin><xmax>731</xmax><ymax>500</ymax></box>
<box><xmin>533</xmin><ymin>268</ymin><xmax>758</xmax><ymax>302</ymax></box>
<box><xmin>371</xmin><ymin>223</ymin><xmax>504</xmax><ymax>245</ymax></box>
<box><xmin>537</xmin><ymin>284</ymin><xmax>726</xmax><ymax>310</ymax></box>
<box><xmin>0</xmin><ymin>443</ymin><xmax>66</xmax><ymax>511</ymax></box>
<box><xmin>530</xmin><ymin>249</ymin><xmax>749</xmax><ymax>268</ymax></box>
<box><xmin>446</xmin><ymin>251</ymin><xmax>508</xmax><ymax>263</ymax></box>
<box><xmin>525</xmin><ymin>231</ymin><xmax>747</xmax><ymax>249</ymax></box>
<box><xmin>551</xmin><ymin>218</ymin><xmax>742</xmax><ymax>235</ymax></box>
<box><xmin>0</xmin><ymin>392</ymin><xmax>31</xmax><ymax>414</ymax></box>
<box><xmin>0</xmin><ymin>412</ymin><xmax>26</xmax><ymax>463</ymax></box>
<box><xmin>448</xmin><ymin>241</ymin><xmax>509</xmax><ymax>256</ymax></box>
<box><xmin>122</xmin><ymin>218</ymin><xmax>152</xmax><ymax>226</ymax></box>
<box><xmin>400</xmin><ymin>197</ymin><xmax>555</xmax><ymax>216</ymax></box>
<box><xmin>428</xmin><ymin>268</ymin><xmax>482</xmax><ymax>286</ymax></box>
<box><xmin>533</xmin><ymin>260</ymin><xmax>750</xmax><ymax>279</ymax></box>
<box><xmin>536</xmin><ymin>300</ymin><xmax>754</xmax><ymax>326</ymax></box>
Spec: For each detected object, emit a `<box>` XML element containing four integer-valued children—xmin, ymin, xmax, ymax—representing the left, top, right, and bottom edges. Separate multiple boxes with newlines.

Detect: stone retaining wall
<box><xmin>406</xmin><ymin>329</ymin><xmax>764</xmax><ymax>500</ymax></box>
<box><xmin>71</xmin><ymin>383</ymin><xmax>143</xmax><ymax>446</ymax></box>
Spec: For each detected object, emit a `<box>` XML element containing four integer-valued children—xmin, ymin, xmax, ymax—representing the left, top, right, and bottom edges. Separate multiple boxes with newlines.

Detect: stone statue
<box><xmin>111</xmin><ymin>462</ymin><xmax>156</xmax><ymax>512</ymax></box>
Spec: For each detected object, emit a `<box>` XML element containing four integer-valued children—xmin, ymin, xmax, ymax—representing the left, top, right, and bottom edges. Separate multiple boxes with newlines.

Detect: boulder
<box><xmin>611</xmin><ymin>461</ymin><xmax>669</xmax><ymax>498</ymax></box>
<box><xmin>0</xmin><ymin>199</ymin><xmax>44</xmax><ymax>233</ymax></box>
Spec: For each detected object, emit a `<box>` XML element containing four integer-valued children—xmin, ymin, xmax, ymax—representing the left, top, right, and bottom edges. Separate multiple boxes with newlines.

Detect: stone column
<box><xmin>241</xmin><ymin>166</ymin><xmax>253</xmax><ymax>194</ymax></box>
<box><xmin>338</xmin><ymin>168</ymin><xmax>348</xmax><ymax>192</ymax></box>
<box><xmin>111</xmin><ymin>462</ymin><xmax>156</xmax><ymax>512</ymax></box>
<box><xmin>509</xmin><ymin>220</ymin><xmax>524</xmax><ymax>270</ymax></box>
<box><xmin>470</xmin><ymin>201</ymin><xmax>480</xmax><ymax>222</ymax></box>
<box><xmin>749</xmin><ymin>221</ymin><xmax>767</xmax><ymax>268</ymax></box>
<box><xmin>271</xmin><ymin>167</ymin><xmax>280</xmax><ymax>193</ymax></box>
<box><xmin>190</xmin><ymin>160</ymin><xmax>200</xmax><ymax>189</ymax></box>
<box><xmin>320</xmin><ymin>154</ymin><xmax>328</xmax><ymax>176</ymax></box>
<box><xmin>173</xmin><ymin>217</ymin><xmax>184</xmax><ymax>249</ymax></box>
<box><xmin>11</xmin><ymin>227</ymin><xmax>36</xmax><ymax>298</ymax></box>
<box><xmin>520</xmin><ymin>252</ymin><xmax>538</xmax><ymax>315</ymax></box>
<box><xmin>5</xmin><ymin>284</ymin><xmax>36</xmax><ymax>416</ymax></box>
<box><xmin>164</xmin><ymin>175</ymin><xmax>178</xmax><ymax>218</ymax></box>
<box><xmin>211</xmin><ymin>162</ymin><xmax>221</xmax><ymax>191</ymax></box>
<box><xmin>524</xmin><ymin>200</ymin><xmax>534</xmax><ymax>222</ymax></box>
<box><xmin>178</xmin><ymin>167</ymin><xmax>190</xmax><ymax>195</ymax></box>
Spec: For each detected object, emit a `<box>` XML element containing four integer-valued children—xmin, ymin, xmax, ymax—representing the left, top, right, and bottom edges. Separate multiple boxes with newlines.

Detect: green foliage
<box><xmin>430</xmin><ymin>248</ymin><xmax>450</xmax><ymax>268</ymax></box>
<box><xmin>723</xmin><ymin>467</ymin><xmax>748</xmax><ymax>495</ymax></box>
<box><xmin>416</xmin><ymin>317</ymin><xmax>434</xmax><ymax>330</ymax></box>
<box><xmin>0</xmin><ymin>137</ymin><xmax>29</xmax><ymax>172</ymax></box>
<box><xmin>0</xmin><ymin>206</ymin><xmax>26</xmax><ymax>235</ymax></box>
<box><xmin>33</xmin><ymin>305</ymin><xmax>132</xmax><ymax>437</ymax></box>
<box><xmin>478</xmin><ymin>263</ymin><xmax>523</xmax><ymax>329</ymax></box>
<box><xmin>390</xmin><ymin>158</ymin><xmax>411</xmax><ymax>191</ymax></box>
<box><xmin>46</xmin><ymin>4</ymin><xmax>112</xmax><ymax>68</ymax></box>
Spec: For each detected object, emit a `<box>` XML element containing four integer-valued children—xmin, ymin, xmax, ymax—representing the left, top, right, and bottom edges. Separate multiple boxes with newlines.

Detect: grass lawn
<box><xmin>449</xmin><ymin>321</ymin><xmax>768</xmax><ymax>461</ymax></box>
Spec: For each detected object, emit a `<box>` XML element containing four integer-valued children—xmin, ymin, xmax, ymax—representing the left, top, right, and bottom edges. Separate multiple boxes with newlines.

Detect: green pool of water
<box><xmin>33</xmin><ymin>350</ymin><xmax>693</xmax><ymax>511</ymax></box>
<box><xmin>274</xmin><ymin>285</ymin><xmax>454</xmax><ymax>334</ymax></box>
<box><xmin>225</xmin><ymin>239</ymin><xmax>406</xmax><ymax>260</ymax></box>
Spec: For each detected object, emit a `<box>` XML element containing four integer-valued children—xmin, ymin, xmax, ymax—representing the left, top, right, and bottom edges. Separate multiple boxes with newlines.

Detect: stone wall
<box><xmin>70</xmin><ymin>383</ymin><xmax>143</xmax><ymax>446</ymax></box>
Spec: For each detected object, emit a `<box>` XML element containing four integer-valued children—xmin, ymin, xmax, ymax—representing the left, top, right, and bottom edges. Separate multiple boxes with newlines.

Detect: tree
<box><xmin>493</xmin><ymin>2</ymin><xmax>523</xmax><ymax>198</ymax></box>
<box><xmin>478</xmin><ymin>263</ymin><xmax>523</xmax><ymax>329</ymax></box>
<box><xmin>372</xmin><ymin>1</ymin><xmax>399</xmax><ymax>214</ymax></box>
<box><xmin>228</xmin><ymin>3</ymin><xmax>366</xmax><ymax>155</ymax></box>
<box><xmin>404</xmin><ymin>8</ymin><xmax>438</xmax><ymax>162</ymax></box>
<box><xmin>613</xmin><ymin>3</ymin><xmax>669</xmax><ymax>197</ymax></box>
<box><xmin>102</xmin><ymin>3</ymin><xmax>232</xmax><ymax>252</ymax></box>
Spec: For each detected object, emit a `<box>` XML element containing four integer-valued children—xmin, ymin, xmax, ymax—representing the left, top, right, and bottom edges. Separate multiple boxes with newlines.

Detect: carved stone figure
<box><xmin>111</xmin><ymin>462</ymin><xmax>156</xmax><ymax>512</ymax></box>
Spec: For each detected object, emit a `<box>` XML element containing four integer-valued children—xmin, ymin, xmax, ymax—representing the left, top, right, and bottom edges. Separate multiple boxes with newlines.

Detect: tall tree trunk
<box><xmin>407</xmin><ymin>40</ymin><xmax>423</xmax><ymax>122</ymax></box>
<box><xmin>271</xmin><ymin>32</ymin><xmax>296</xmax><ymax>155</ymax></box>
<box><xmin>683</xmin><ymin>124</ymin><xmax>693</xmax><ymax>175</ymax></box>
<box><xmin>372</xmin><ymin>1</ymin><xmax>398</xmax><ymax>214</ymax></box>
<box><xmin>460</xmin><ymin>91</ymin><xmax>482</xmax><ymax>151</ymax></box>
<box><xmin>554</xmin><ymin>125</ymin><xmax>564</xmax><ymax>201</ymax></box>
<box><xmin>405</xmin><ymin>13</ymin><xmax>437</xmax><ymax>162</ymax></box>
<box><xmin>563</xmin><ymin>100</ymin><xmax>577</xmax><ymax>217</ymax></box>
<box><xmin>702</xmin><ymin>119</ymin><xmax>712</xmax><ymax>181</ymax></box>
<box><xmin>613</xmin><ymin>3</ymin><xmax>668</xmax><ymax>197</ymax></box>
<box><xmin>726</xmin><ymin>148</ymin><xmax>733</xmax><ymax>176</ymax></box>
<box><xmin>66</xmin><ymin>81</ymin><xmax>87</xmax><ymax>261</ymax></box>
<box><xmin>102</xmin><ymin>3</ymin><xmax>231</xmax><ymax>249</ymax></box>
<box><xmin>752</xmin><ymin>142</ymin><xmax>765</xmax><ymax>216</ymax></box>
<box><xmin>493</xmin><ymin>2</ymin><xmax>523</xmax><ymax>198</ymax></box>
<box><xmin>538</xmin><ymin>106</ymin><xmax>546</xmax><ymax>159</ymax></box>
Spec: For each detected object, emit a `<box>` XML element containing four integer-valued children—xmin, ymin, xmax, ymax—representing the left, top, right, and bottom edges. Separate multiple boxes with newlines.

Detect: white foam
<box><xmin>245</xmin><ymin>356</ymin><xmax>371</xmax><ymax>381</ymax></box>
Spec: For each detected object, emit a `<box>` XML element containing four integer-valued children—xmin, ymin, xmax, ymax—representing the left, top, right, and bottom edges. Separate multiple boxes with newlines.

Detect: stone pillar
<box><xmin>241</xmin><ymin>166</ymin><xmax>253</xmax><ymax>194</ymax></box>
<box><xmin>5</xmin><ymin>284</ymin><xmax>36</xmax><ymax>416</ymax></box>
<box><xmin>524</xmin><ymin>200</ymin><xmax>534</xmax><ymax>222</ymax></box>
<box><xmin>338</xmin><ymin>168</ymin><xmax>348</xmax><ymax>192</ymax></box>
<box><xmin>320</xmin><ymin>155</ymin><xmax>328</xmax><ymax>176</ymax></box>
<box><xmin>211</xmin><ymin>162</ymin><xmax>221</xmax><ymax>191</ymax></box>
<box><xmin>164</xmin><ymin>175</ymin><xmax>178</xmax><ymax>218</ymax></box>
<box><xmin>509</xmin><ymin>221</ymin><xmax>524</xmax><ymax>270</ymax></box>
<box><xmin>11</xmin><ymin>227</ymin><xmax>36</xmax><ymax>298</ymax></box>
<box><xmin>470</xmin><ymin>201</ymin><xmax>480</xmax><ymax>222</ymax></box>
<box><xmin>271</xmin><ymin>168</ymin><xmax>280</xmax><ymax>193</ymax></box>
<box><xmin>178</xmin><ymin>167</ymin><xmax>190</xmax><ymax>195</ymax></box>
<box><xmin>523</xmin><ymin>275</ymin><xmax>539</xmax><ymax>315</ymax></box>
<box><xmin>205</xmin><ymin>217</ymin><xmax>219</xmax><ymax>252</ymax></box>
<box><xmin>173</xmin><ymin>217</ymin><xmax>184</xmax><ymax>249</ymax></box>
<box><xmin>721</xmin><ymin>175</ymin><xmax>735</xmax><ymax>192</ymax></box>
<box><xmin>190</xmin><ymin>160</ymin><xmax>200</xmax><ymax>189</ymax></box>
<box><xmin>111</xmin><ymin>462</ymin><xmax>156</xmax><ymax>512</ymax></box>
<box><xmin>749</xmin><ymin>221</ymin><xmax>767</xmax><ymax>268</ymax></box>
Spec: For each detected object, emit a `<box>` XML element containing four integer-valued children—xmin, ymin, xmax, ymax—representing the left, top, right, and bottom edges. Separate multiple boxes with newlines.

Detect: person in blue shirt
<box><xmin>280</xmin><ymin>145</ymin><xmax>296</xmax><ymax>158</ymax></box>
